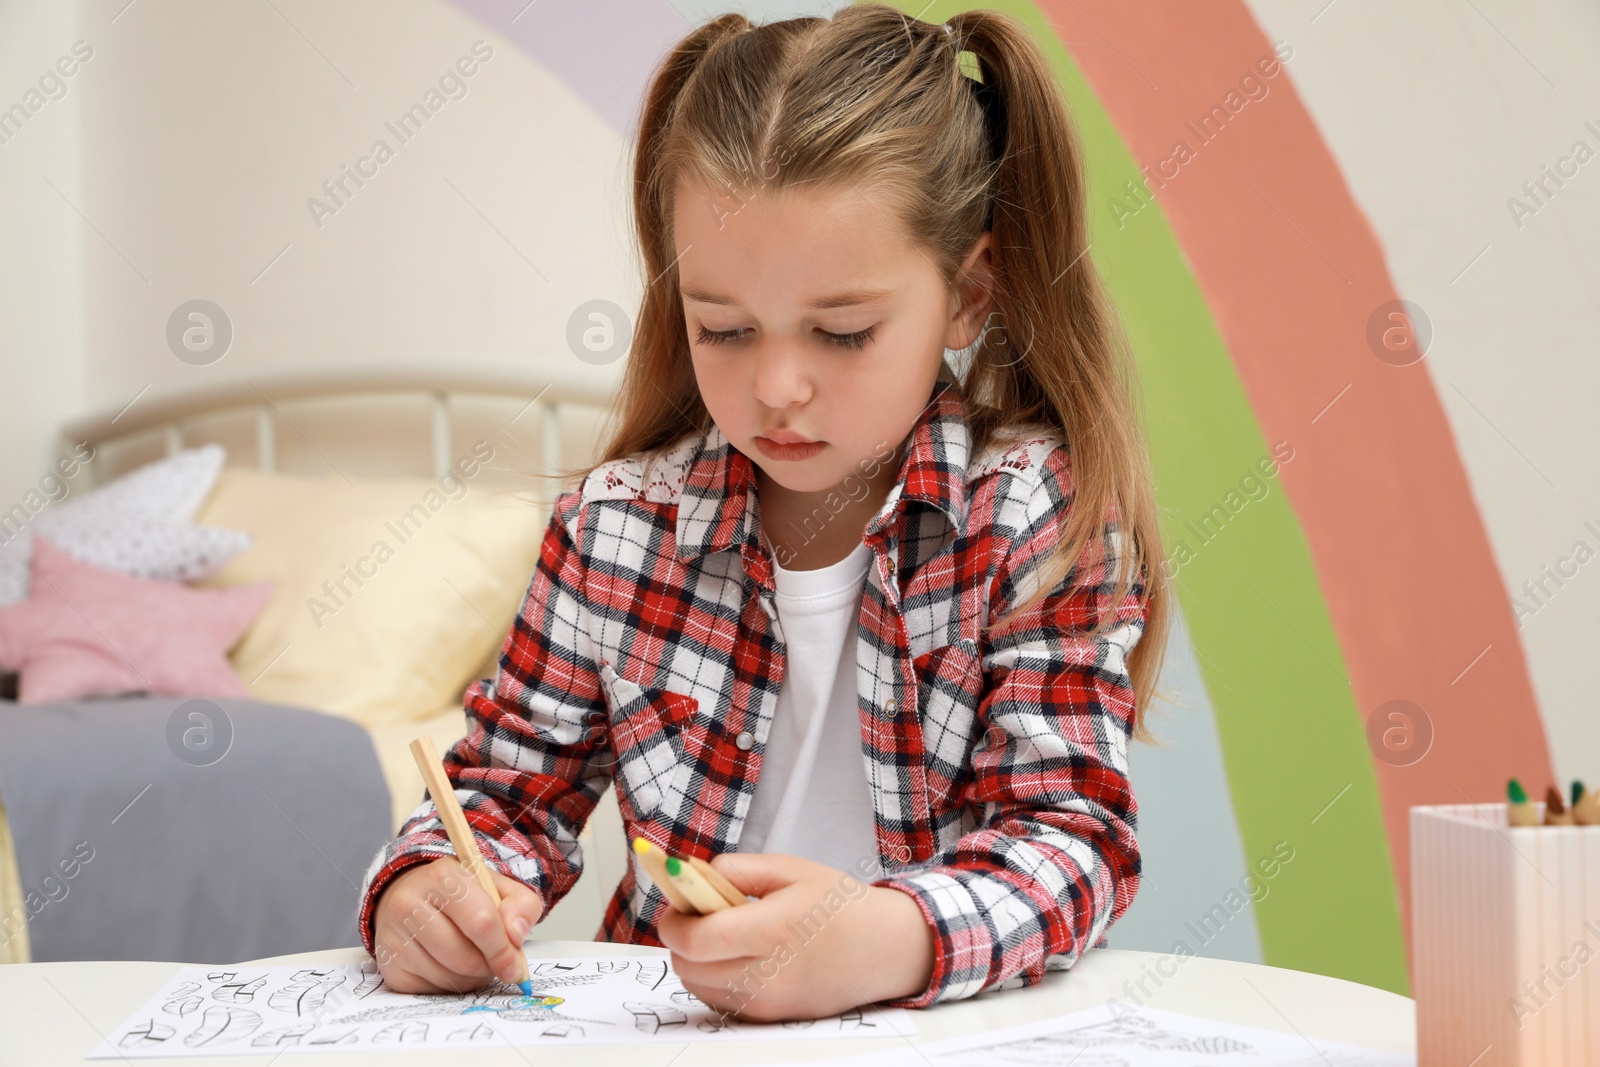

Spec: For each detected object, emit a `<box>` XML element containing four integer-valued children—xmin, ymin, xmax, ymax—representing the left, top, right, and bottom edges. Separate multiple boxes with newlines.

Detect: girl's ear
<box><xmin>946</xmin><ymin>231</ymin><xmax>999</xmax><ymax>351</ymax></box>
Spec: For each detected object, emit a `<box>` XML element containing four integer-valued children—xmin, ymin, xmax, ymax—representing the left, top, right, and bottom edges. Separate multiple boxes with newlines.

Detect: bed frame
<box><xmin>58</xmin><ymin>361</ymin><xmax>621</xmax><ymax>487</ymax></box>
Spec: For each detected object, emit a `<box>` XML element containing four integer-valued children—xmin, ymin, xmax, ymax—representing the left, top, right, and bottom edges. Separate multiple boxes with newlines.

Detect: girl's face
<box><xmin>674</xmin><ymin>178</ymin><xmax>993</xmax><ymax>501</ymax></box>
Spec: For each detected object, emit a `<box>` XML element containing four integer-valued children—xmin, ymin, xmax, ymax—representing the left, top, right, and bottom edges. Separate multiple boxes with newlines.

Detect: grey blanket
<box><xmin>0</xmin><ymin>696</ymin><xmax>391</xmax><ymax>964</ymax></box>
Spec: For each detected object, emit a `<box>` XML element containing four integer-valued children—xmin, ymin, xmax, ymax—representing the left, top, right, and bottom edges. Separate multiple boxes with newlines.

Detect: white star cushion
<box><xmin>0</xmin><ymin>444</ymin><xmax>252</xmax><ymax>607</ymax></box>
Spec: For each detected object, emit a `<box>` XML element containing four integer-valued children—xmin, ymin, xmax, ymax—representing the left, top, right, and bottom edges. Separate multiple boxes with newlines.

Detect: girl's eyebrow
<box><xmin>679</xmin><ymin>285</ymin><xmax>894</xmax><ymax>309</ymax></box>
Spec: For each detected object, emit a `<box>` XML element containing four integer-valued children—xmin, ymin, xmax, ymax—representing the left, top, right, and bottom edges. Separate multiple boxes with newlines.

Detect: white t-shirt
<box><xmin>739</xmin><ymin>539</ymin><xmax>880</xmax><ymax>872</ymax></box>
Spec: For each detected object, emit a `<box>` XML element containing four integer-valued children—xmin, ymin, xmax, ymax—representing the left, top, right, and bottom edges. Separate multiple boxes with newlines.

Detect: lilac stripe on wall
<box><xmin>448</xmin><ymin>0</ymin><xmax>692</xmax><ymax>135</ymax></box>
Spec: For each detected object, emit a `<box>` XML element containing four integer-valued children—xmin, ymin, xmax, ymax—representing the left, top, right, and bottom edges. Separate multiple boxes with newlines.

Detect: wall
<box><xmin>0</xmin><ymin>2</ymin><xmax>88</xmax><ymax>512</ymax></box>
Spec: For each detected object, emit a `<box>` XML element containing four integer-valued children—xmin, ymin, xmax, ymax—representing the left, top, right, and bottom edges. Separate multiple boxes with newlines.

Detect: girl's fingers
<box><xmin>405</xmin><ymin>934</ymin><xmax>487</xmax><ymax>995</ymax></box>
<box><xmin>414</xmin><ymin>906</ymin><xmax>499</xmax><ymax>983</ymax></box>
<box><xmin>386</xmin><ymin>956</ymin><xmax>465</xmax><ymax>996</ymax></box>
<box><xmin>708</xmin><ymin>852</ymin><xmax>817</xmax><ymax>896</ymax></box>
<box><xmin>437</xmin><ymin>878</ymin><xmax>521</xmax><ymax>982</ymax></box>
<box><xmin>378</xmin><ymin>961</ymin><xmax>440</xmax><ymax>995</ymax></box>
<box><xmin>490</xmin><ymin>873</ymin><xmax>545</xmax><ymax>947</ymax></box>
<box><xmin>669</xmin><ymin>953</ymin><xmax>751</xmax><ymax>1006</ymax></box>
<box><xmin>658</xmin><ymin>892</ymin><xmax>802</xmax><ymax>962</ymax></box>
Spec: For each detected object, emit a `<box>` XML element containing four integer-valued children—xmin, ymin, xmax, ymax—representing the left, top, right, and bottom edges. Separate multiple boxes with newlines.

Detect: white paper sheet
<box><xmin>89</xmin><ymin>955</ymin><xmax>917</xmax><ymax>1057</ymax></box>
<box><xmin>781</xmin><ymin>1000</ymin><xmax>1414</xmax><ymax>1067</ymax></box>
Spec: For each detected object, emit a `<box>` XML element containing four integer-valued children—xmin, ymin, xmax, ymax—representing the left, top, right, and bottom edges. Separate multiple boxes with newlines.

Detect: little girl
<box><xmin>359</xmin><ymin>4</ymin><xmax>1170</xmax><ymax>1022</ymax></box>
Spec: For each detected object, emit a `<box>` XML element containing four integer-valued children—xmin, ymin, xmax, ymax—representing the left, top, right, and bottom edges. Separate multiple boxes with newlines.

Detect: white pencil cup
<box><xmin>1411</xmin><ymin>802</ymin><xmax>1600</xmax><ymax>1066</ymax></box>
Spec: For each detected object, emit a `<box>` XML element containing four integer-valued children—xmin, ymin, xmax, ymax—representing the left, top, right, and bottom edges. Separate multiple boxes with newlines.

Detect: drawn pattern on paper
<box><xmin>929</xmin><ymin>1004</ymin><xmax>1416</xmax><ymax>1067</ymax></box>
<box><xmin>267</xmin><ymin>968</ymin><xmax>347</xmax><ymax>1016</ymax></box>
<box><xmin>447</xmin><ymin>1022</ymin><xmax>497</xmax><ymax>1042</ymax></box>
<box><xmin>625</xmin><ymin>1001</ymin><xmax>686</xmax><ymax>1034</ymax></box>
<box><xmin>206</xmin><ymin>972</ymin><xmax>267</xmax><ymax>1004</ymax></box>
<box><xmin>92</xmin><ymin>955</ymin><xmax>916</xmax><ymax>1059</ymax></box>
<box><xmin>183</xmin><ymin>1005</ymin><xmax>262</xmax><ymax>1047</ymax></box>
<box><xmin>250</xmin><ymin>1022</ymin><xmax>313</xmax><ymax>1047</ymax></box>
<box><xmin>117</xmin><ymin>1021</ymin><xmax>174</xmax><ymax>1050</ymax></box>
<box><xmin>325</xmin><ymin>972</ymin><xmax>607</xmax><ymax>1027</ymax></box>
<box><xmin>984</xmin><ymin>1013</ymin><xmax>1255</xmax><ymax>1058</ymax></box>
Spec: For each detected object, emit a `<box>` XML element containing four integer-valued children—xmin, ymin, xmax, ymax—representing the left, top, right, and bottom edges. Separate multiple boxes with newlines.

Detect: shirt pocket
<box><xmin>595</xmin><ymin>661</ymin><xmax>700</xmax><ymax>823</ymax></box>
<box><xmin>913</xmin><ymin>637</ymin><xmax>984</xmax><ymax>802</ymax></box>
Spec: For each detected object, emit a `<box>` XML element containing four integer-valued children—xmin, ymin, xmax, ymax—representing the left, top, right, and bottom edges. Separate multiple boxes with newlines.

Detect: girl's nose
<box><xmin>751</xmin><ymin>337</ymin><xmax>814</xmax><ymax>410</ymax></box>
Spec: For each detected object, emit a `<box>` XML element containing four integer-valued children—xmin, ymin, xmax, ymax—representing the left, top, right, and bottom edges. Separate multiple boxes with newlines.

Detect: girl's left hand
<box><xmin>654</xmin><ymin>852</ymin><xmax>935</xmax><ymax>1022</ymax></box>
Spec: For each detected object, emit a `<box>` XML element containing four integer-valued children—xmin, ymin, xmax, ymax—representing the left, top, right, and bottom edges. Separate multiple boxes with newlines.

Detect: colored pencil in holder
<box><xmin>1506</xmin><ymin>777</ymin><xmax>1539</xmax><ymax>826</ymax></box>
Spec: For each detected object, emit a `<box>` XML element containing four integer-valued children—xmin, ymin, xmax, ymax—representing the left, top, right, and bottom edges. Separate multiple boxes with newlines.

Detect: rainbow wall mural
<box><xmin>448</xmin><ymin>0</ymin><xmax>1572</xmax><ymax>997</ymax></box>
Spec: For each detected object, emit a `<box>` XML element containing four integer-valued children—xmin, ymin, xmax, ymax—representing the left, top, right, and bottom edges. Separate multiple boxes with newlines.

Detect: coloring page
<box><xmin>788</xmin><ymin>1001</ymin><xmax>1413</xmax><ymax>1067</ymax></box>
<box><xmin>90</xmin><ymin>955</ymin><xmax>916</xmax><ymax>1057</ymax></box>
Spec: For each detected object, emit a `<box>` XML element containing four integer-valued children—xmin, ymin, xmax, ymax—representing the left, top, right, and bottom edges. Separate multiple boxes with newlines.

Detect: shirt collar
<box><xmin>675</xmin><ymin>376</ymin><xmax>972</xmax><ymax>569</ymax></box>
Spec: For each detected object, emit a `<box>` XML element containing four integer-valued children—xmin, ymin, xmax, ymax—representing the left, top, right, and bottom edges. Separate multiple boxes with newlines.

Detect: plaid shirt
<box><xmin>357</xmin><ymin>376</ymin><xmax>1147</xmax><ymax>1008</ymax></box>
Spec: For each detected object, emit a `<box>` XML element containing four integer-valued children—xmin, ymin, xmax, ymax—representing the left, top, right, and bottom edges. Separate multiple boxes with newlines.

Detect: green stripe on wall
<box><xmin>882</xmin><ymin>0</ymin><xmax>1408</xmax><ymax>993</ymax></box>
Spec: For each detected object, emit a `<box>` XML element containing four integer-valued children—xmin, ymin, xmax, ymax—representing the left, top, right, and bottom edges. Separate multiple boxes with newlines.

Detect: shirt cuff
<box><xmin>874</xmin><ymin>858</ymin><xmax>1110</xmax><ymax>1009</ymax></box>
<box><xmin>871</xmin><ymin>877</ymin><xmax>947</xmax><ymax>1008</ymax></box>
<box><xmin>355</xmin><ymin>823</ymin><xmax>548</xmax><ymax>957</ymax></box>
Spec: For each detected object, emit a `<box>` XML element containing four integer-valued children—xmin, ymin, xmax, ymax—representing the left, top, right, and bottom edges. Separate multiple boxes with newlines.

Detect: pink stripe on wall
<box><xmin>1040</xmin><ymin>0</ymin><xmax>1554</xmax><ymax>964</ymax></box>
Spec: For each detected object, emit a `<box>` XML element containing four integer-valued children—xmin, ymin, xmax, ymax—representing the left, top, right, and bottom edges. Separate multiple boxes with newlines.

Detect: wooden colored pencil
<box><xmin>687</xmin><ymin>855</ymin><xmax>747</xmax><ymax>908</ymax></box>
<box><xmin>1545</xmin><ymin>784</ymin><xmax>1576</xmax><ymax>825</ymax></box>
<box><xmin>632</xmin><ymin>838</ymin><xmax>698</xmax><ymax>913</ymax></box>
<box><xmin>1507</xmin><ymin>777</ymin><xmax>1539</xmax><ymax>827</ymax></box>
<box><xmin>410</xmin><ymin>737</ymin><xmax>532</xmax><ymax>993</ymax></box>
<box><xmin>665</xmin><ymin>856</ymin><xmax>732</xmax><ymax>913</ymax></box>
<box><xmin>1573</xmin><ymin>780</ymin><xmax>1600</xmax><ymax>826</ymax></box>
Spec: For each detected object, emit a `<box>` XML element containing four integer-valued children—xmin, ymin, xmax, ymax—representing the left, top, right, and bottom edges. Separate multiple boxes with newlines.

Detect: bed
<box><xmin>0</xmin><ymin>364</ymin><xmax>632</xmax><ymax>965</ymax></box>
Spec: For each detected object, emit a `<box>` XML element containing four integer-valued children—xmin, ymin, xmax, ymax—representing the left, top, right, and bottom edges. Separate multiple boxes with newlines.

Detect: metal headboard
<box><xmin>58</xmin><ymin>362</ymin><xmax>623</xmax><ymax>488</ymax></box>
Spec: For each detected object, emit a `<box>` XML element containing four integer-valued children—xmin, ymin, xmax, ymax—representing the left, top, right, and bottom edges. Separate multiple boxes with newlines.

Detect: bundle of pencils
<box><xmin>1506</xmin><ymin>776</ymin><xmax>1600</xmax><ymax>826</ymax></box>
<box><xmin>631</xmin><ymin>838</ymin><xmax>749</xmax><ymax>914</ymax></box>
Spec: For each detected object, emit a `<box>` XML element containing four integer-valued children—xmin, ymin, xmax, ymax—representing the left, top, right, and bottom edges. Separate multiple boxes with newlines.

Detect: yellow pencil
<box><xmin>631</xmin><ymin>839</ymin><xmax>749</xmax><ymax>913</ymax></box>
<box><xmin>410</xmin><ymin>737</ymin><xmax>532</xmax><ymax>995</ymax></box>
<box><xmin>632</xmin><ymin>838</ymin><xmax>698</xmax><ymax>913</ymax></box>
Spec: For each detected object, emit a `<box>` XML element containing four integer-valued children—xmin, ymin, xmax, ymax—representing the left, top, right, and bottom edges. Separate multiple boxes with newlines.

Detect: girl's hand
<box><xmin>371</xmin><ymin>857</ymin><xmax>544</xmax><ymax>994</ymax></box>
<box><xmin>656</xmin><ymin>853</ymin><xmax>935</xmax><ymax>1022</ymax></box>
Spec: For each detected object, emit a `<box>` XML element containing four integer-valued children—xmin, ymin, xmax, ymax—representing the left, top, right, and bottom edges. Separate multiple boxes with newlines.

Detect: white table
<box><xmin>0</xmin><ymin>941</ymin><xmax>1415</xmax><ymax>1064</ymax></box>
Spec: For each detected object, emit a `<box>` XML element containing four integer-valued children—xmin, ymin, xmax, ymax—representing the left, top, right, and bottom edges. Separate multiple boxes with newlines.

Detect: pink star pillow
<box><xmin>0</xmin><ymin>537</ymin><xmax>271</xmax><ymax>704</ymax></box>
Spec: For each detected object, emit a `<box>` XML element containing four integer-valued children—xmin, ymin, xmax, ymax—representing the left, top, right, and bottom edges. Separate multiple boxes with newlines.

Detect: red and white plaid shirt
<box><xmin>358</xmin><ymin>376</ymin><xmax>1147</xmax><ymax>1008</ymax></box>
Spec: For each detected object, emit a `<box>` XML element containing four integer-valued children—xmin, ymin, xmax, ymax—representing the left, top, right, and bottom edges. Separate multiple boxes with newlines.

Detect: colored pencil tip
<box><xmin>1574</xmin><ymin>779</ymin><xmax>1587</xmax><ymax>806</ymax></box>
<box><xmin>518</xmin><ymin>979</ymin><xmax>532</xmax><ymax>997</ymax></box>
<box><xmin>666</xmin><ymin>856</ymin><xmax>682</xmax><ymax>876</ymax></box>
<box><xmin>1546</xmin><ymin>785</ymin><xmax>1567</xmax><ymax>813</ymax></box>
<box><xmin>1508</xmin><ymin>777</ymin><xmax>1527</xmax><ymax>804</ymax></box>
<box><xmin>633</xmin><ymin>838</ymin><xmax>651</xmax><ymax>855</ymax></box>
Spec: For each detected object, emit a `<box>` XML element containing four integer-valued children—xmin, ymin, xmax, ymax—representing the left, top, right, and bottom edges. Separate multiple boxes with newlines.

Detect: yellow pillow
<box><xmin>197</xmin><ymin>465</ymin><xmax>543</xmax><ymax>728</ymax></box>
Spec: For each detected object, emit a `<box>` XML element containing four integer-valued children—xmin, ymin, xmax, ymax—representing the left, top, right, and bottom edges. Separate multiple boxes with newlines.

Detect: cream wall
<box><xmin>70</xmin><ymin>0</ymin><xmax>637</xmax><ymax>439</ymax></box>
<box><xmin>0</xmin><ymin>2</ymin><xmax>87</xmax><ymax>510</ymax></box>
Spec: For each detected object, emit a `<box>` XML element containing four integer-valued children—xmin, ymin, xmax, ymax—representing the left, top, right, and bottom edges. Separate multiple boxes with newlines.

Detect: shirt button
<box><xmin>735</xmin><ymin>731</ymin><xmax>755</xmax><ymax>751</ymax></box>
<box><xmin>884</xmin><ymin>699</ymin><xmax>898</xmax><ymax>718</ymax></box>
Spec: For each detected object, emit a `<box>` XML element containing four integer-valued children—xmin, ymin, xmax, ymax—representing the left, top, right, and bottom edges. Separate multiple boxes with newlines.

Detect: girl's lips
<box><xmin>755</xmin><ymin>436</ymin><xmax>826</xmax><ymax>461</ymax></box>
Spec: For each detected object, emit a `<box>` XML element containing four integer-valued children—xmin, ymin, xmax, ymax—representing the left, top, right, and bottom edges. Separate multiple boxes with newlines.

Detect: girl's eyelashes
<box><xmin>693</xmin><ymin>324</ymin><xmax>877</xmax><ymax>350</ymax></box>
<box><xmin>695</xmin><ymin>325</ymin><xmax>749</xmax><ymax>346</ymax></box>
<box><xmin>826</xmin><ymin>325</ymin><xmax>876</xmax><ymax>350</ymax></box>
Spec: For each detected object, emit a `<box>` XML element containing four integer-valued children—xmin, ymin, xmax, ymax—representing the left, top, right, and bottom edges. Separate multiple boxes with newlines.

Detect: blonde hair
<box><xmin>549</xmin><ymin>6</ymin><xmax>1171</xmax><ymax>741</ymax></box>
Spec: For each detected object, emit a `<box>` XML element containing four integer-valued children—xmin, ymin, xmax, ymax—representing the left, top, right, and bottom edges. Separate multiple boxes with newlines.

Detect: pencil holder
<box><xmin>1411</xmin><ymin>802</ymin><xmax>1600</xmax><ymax>1066</ymax></box>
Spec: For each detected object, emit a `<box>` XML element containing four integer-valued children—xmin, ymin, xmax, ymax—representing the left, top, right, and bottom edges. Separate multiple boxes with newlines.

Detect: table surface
<box><xmin>0</xmin><ymin>941</ymin><xmax>1416</xmax><ymax>1064</ymax></box>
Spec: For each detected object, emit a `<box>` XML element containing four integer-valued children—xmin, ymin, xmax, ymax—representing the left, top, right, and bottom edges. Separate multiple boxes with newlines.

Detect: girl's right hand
<box><xmin>371</xmin><ymin>857</ymin><xmax>544</xmax><ymax>994</ymax></box>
